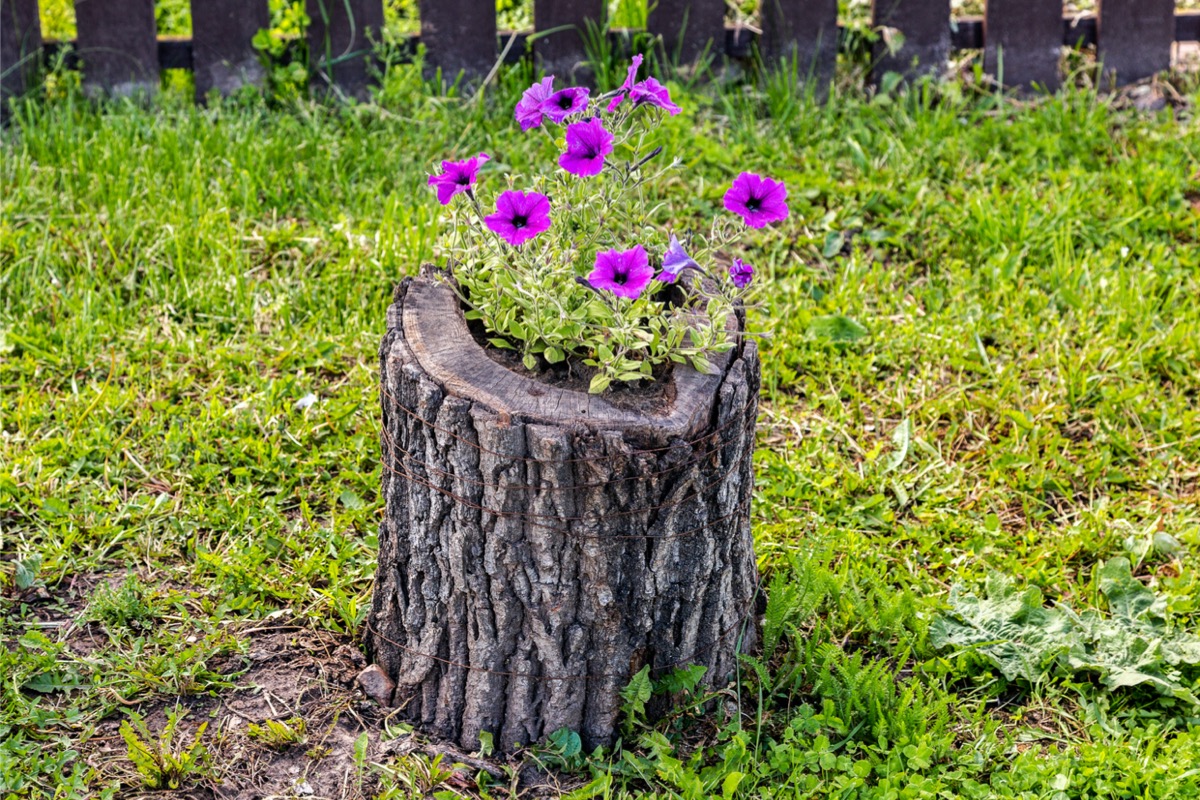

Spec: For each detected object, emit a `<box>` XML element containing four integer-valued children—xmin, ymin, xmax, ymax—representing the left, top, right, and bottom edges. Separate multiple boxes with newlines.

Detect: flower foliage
<box><xmin>427</xmin><ymin>57</ymin><xmax>789</xmax><ymax>393</ymax></box>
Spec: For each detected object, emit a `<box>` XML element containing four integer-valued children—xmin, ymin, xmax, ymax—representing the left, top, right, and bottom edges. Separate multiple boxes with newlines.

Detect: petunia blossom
<box><xmin>515</xmin><ymin>76</ymin><xmax>555</xmax><ymax>131</ymax></box>
<box><xmin>606</xmin><ymin>54</ymin><xmax>643</xmax><ymax>112</ymax></box>
<box><xmin>484</xmin><ymin>190</ymin><xmax>552</xmax><ymax>247</ymax></box>
<box><xmin>559</xmin><ymin>118</ymin><xmax>614</xmax><ymax>177</ymax></box>
<box><xmin>588</xmin><ymin>245</ymin><xmax>654</xmax><ymax>300</ymax></box>
<box><xmin>629</xmin><ymin>78</ymin><xmax>681</xmax><ymax>115</ymax></box>
<box><xmin>427</xmin><ymin>153</ymin><xmax>490</xmax><ymax>205</ymax></box>
<box><xmin>659</xmin><ymin>234</ymin><xmax>700</xmax><ymax>282</ymax></box>
<box><xmin>723</xmin><ymin>172</ymin><xmax>789</xmax><ymax>229</ymax></box>
<box><xmin>542</xmin><ymin>86</ymin><xmax>590</xmax><ymax>124</ymax></box>
<box><xmin>729</xmin><ymin>258</ymin><xmax>754</xmax><ymax>289</ymax></box>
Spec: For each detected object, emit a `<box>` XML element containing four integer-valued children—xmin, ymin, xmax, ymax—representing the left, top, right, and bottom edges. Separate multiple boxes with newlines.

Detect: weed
<box><xmin>246</xmin><ymin>716</ymin><xmax>308</xmax><ymax>749</ymax></box>
<box><xmin>118</xmin><ymin>709</ymin><xmax>210</xmax><ymax>790</ymax></box>
<box><xmin>85</xmin><ymin>574</ymin><xmax>161</xmax><ymax>634</ymax></box>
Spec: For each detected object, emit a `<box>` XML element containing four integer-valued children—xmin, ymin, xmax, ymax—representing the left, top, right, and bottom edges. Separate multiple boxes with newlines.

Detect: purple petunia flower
<box><xmin>542</xmin><ymin>86</ymin><xmax>590</xmax><ymax>124</ymax></box>
<box><xmin>729</xmin><ymin>258</ymin><xmax>754</xmax><ymax>289</ymax></box>
<box><xmin>606</xmin><ymin>54</ymin><xmax>643</xmax><ymax>112</ymax></box>
<box><xmin>723</xmin><ymin>172</ymin><xmax>789</xmax><ymax>229</ymax></box>
<box><xmin>484</xmin><ymin>190</ymin><xmax>552</xmax><ymax>247</ymax></box>
<box><xmin>427</xmin><ymin>153</ymin><xmax>490</xmax><ymax>205</ymax></box>
<box><xmin>559</xmin><ymin>118</ymin><xmax>614</xmax><ymax>177</ymax></box>
<box><xmin>515</xmin><ymin>76</ymin><xmax>555</xmax><ymax>131</ymax></box>
<box><xmin>628</xmin><ymin>77</ymin><xmax>681</xmax><ymax>115</ymax></box>
<box><xmin>588</xmin><ymin>245</ymin><xmax>654</xmax><ymax>300</ymax></box>
<box><xmin>659</xmin><ymin>234</ymin><xmax>700</xmax><ymax>282</ymax></box>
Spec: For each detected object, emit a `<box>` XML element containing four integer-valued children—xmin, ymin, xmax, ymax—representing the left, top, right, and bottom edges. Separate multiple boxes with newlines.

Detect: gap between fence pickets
<box><xmin>25</xmin><ymin>10</ymin><xmax>1200</xmax><ymax>96</ymax></box>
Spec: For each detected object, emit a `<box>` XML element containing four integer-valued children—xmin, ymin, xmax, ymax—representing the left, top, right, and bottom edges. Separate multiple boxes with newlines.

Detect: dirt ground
<box><xmin>11</xmin><ymin>573</ymin><xmax>583</xmax><ymax>799</ymax></box>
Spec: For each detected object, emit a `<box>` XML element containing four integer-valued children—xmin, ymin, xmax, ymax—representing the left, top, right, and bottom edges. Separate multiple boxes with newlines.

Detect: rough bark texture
<box><xmin>366</xmin><ymin>277</ymin><xmax>760</xmax><ymax>753</ymax></box>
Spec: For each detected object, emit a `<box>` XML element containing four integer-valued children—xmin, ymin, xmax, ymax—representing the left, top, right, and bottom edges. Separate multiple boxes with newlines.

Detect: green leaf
<box><xmin>14</xmin><ymin>556</ymin><xmax>42</xmax><ymax>590</ymax></box>
<box><xmin>588</xmin><ymin>374</ymin><xmax>611</xmax><ymax>394</ymax></box>
<box><xmin>934</xmin><ymin>562</ymin><xmax>1200</xmax><ymax>704</ymax></box>
<box><xmin>822</xmin><ymin>230</ymin><xmax>845</xmax><ymax>258</ymax></box>
<box><xmin>808</xmin><ymin>315</ymin><xmax>869</xmax><ymax>343</ymax></box>
<box><xmin>477</xmin><ymin>730</ymin><xmax>494</xmax><ymax>758</ymax></box>
<box><xmin>655</xmin><ymin>664</ymin><xmax>706</xmax><ymax>695</ymax></box>
<box><xmin>930</xmin><ymin>573</ymin><xmax>1072</xmax><ymax>683</ymax></box>
<box><xmin>338</xmin><ymin>490</ymin><xmax>364</xmax><ymax>510</ymax></box>
<box><xmin>547</xmin><ymin>727</ymin><xmax>581</xmax><ymax>759</ymax></box>
<box><xmin>487</xmin><ymin>338</ymin><xmax>514</xmax><ymax>350</ymax></box>
<box><xmin>544</xmin><ymin>346</ymin><xmax>564</xmax><ymax>364</ymax></box>
<box><xmin>722</xmin><ymin>771</ymin><xmax>745</xmax><ymax>799</ymax></box>
<box><xmin>883</xmin><ymin>418</ymin><xmax>911</xmax><ymax>473</ymax></box>
<box><xmin>1098</xmin><ymin>557</ymin><xmax>1162</xmax><ymax>624</ymax></box>
<box><xmin>620</xmin><ymin>665</ymin><xmax>652</xmax><ymax>719</ymax></box>
<box><xmin>353</xmin><ymin>732</ymin><xmax>369</xmax><ymax>770</ymax></box>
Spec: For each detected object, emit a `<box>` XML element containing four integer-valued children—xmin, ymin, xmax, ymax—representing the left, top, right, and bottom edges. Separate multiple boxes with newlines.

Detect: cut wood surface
<box><xmin>367</xmin><ymin>277</ymin><xmax>760</xmax><ymax>751</ymax></box>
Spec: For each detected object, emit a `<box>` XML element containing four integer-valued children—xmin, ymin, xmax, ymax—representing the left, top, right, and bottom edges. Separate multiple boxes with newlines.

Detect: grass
<box><xmin>2</xmin><ymin>52</ymin><xmax>1200</xmax><ymax>797</ymax></box>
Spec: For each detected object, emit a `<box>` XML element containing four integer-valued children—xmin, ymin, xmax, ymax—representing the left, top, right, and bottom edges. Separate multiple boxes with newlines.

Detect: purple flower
<box><xmin>606</xmin><ymin>54</ymin><xmax>643</xmax><ymax>112</ymax></box>
<box><xmin>485</xmin><ymin>190</ymin><xmax>551</xmax><ymax>247</ymax></box>
<box><xmin>515</xmin><ymin>76</ymin><xmax>554</xmax><ymax>131</ymax></box>
<box><xmin>559</xmin><ymin>118</ymin><xmax>614</xmax><ymax>177</ymax></box>
<box><xmin>542</xmin><ymin>86</ymin><xmax>590</xmax><ymax>124</ymax></box>
<box><xmin>588</xmin><ymin>245</ymin><xmax>654</xmax><ymax>300</ymax></box>
<box><xmin>723</xmin><ymin>172</ymin><xmax>789</xmax><ymax>229</ymax></box>
<box><xmin>729</xmin><ymin>258</ymin><xmax>754</xmax><ymax>289</ymax></box>
<box><xmin>629</xmin><ymin>77</ymin><xmax>681</xmax><ymax>115</ymax></box>
<box><xmin>427</xmin><ymin>153</ymin><xmax>490</xmax><ymax>205</ymax></box>
<box><xmin>660</xmin><ymin>234</ymin><xmax>700</xmax><ymax>282</ymax></box>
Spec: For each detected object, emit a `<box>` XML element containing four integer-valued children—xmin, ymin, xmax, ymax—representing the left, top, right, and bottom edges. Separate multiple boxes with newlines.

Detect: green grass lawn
<box><xmin>3</xmin><ymin>60</ymin><xmax>1200</xmax><ymax>798</ymax></box>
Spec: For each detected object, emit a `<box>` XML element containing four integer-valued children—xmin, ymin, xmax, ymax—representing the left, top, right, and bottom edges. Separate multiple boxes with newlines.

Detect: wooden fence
<box><xmin>3</xmin><ymin>1</ymin><xmax>1199</xmax><ymax>105</ymax></box>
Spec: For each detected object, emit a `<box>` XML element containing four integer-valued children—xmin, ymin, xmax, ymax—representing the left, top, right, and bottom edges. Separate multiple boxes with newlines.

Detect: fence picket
<box><xmin>74</xmin><ymin>0</ymin><xmax>159</xmax><ymax>96</ymax></box>
<box><xmin>533</xmin><ymin>0</ymin><xmax>601</xmax><ymax>77</ymax></box>
<box><xmin>420</xmin><ymin>0</ymin><xmax>496</xmax><ymax>78</ymax></box>
<box><xmin>1097</xmin><ymin>0</ymin><xmax>1174</xmax><ymax>85</ymax></box>
<box><xmin>984</xmin><ymin>0</ymin><xmax>1062</xmax><ymax>90</ymax></box>
<box><xmin>1</xmin><ymin>0</ymin><xmax>42</xmax><ymax>104</ymax></box>
<box><xmin>191</xmin><ymin>0</ymin><xmax>269</xmax><ymax>101</ymax></box>
<box><xmin>14</xmin><ymin>1</ymin><xmax>1199</xmax><ymax>101</ymax></box>
<box><xmin>760</xmin><ymin>0</ymin><xmax>837</xmax><ymax>90</ymax></box>
<box><xmin>647</xmin><ymin>0</ymin><xmax>724</xmax><ymax>65</ymax></box>
<box><xmin>306</xmin><ymin>0</ymin><xmax>384</xmax><ymax>97</ymax></box>
<box><xmin>871</xmin><ymin>0</ymin><xmax>950</xmax><ymax>82</ymax></box>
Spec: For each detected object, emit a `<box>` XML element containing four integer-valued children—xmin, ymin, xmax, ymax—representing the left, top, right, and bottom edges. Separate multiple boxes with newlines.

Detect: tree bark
<box><xmin>366</xmin><ymin>276</ymin><xmax>760</xmax><ymax>752</ymax></box>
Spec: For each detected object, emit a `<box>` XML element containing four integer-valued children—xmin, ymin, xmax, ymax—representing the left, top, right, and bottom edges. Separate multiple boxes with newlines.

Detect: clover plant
<box><xmin>427</xmin><ymin>55</ymin><xmax>789</xmax><ymax>394</ymax></box>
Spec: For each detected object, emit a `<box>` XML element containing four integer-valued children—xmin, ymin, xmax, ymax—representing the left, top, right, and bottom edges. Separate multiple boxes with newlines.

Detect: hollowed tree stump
<box><xmin>366</xmin><ymin>277</ymin><xmax>760</xmax><ymax>752</ymax></box>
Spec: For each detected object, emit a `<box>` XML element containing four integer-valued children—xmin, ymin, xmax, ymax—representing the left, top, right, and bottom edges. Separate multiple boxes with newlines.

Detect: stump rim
<box><xmin>394</xmin><ymin>277</ymin><xmax>738</xmax><ymax>439</ymax></box>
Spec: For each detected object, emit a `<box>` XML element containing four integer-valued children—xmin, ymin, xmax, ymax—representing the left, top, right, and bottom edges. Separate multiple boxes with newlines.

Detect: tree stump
<box><xmin>366</xmin><ymin>276</ymin><xmax>760</xmax><ymax>752</ymax></box>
